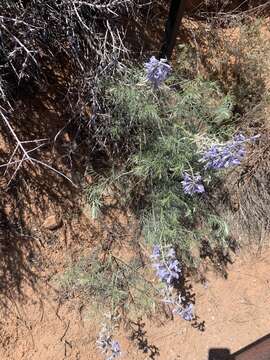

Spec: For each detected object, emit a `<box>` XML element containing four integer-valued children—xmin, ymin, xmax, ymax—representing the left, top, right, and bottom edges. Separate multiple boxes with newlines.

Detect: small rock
<box><xmin>43</xmin><ymin>215</ymin><xmax>62</xmax><ymax>230</ymax></box>
<box><xmin>3</xmin><ymin>204</ymin><xmax>12</xmax><ymax>216</ymax></box>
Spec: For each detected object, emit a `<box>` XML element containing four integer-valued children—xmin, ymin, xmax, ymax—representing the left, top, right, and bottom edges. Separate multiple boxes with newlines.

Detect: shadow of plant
<box><xmin>0</xmin><ymin>207</ymin><xmax>39</xmax><ymax>308</ymax></box>
<box><xmin>199</xmin><ymin>240</ymin><xmax>235</xmax><ymax>279</ymax></box>
<box><xmin>128</xmin><ymin>318</ymin><xmax>160</xmax><ymax>359</ymax></box>
<box><xmin>172</xmin><ymin>273</ymin><xmax>206</xmax><ymax>332</ymax></box>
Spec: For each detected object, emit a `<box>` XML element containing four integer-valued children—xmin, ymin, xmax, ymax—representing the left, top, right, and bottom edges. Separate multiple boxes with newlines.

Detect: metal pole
<box><xmin>160</xmin><ymin>0</ymin><xmax>186</xmax><ymax>60</ymax></box>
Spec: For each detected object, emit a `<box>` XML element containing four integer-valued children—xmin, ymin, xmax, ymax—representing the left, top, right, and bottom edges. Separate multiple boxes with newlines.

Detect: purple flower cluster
<box><xmin>109</xmin><ymin>341</ymin><xmax>121</xmax><ymax>360</ymax></box>
<box><xmin>97</xmin><ymin>326</ymin><xmax>121</xmax><ymax>360</ymax></box>
<box><xmin>152</xmin><ymin>245</ymin><xmax>181</xmax><ymax>285</ymax></box>
<box><xmin>181</xmin><ymin>172</ymin><xmax>205</xmax><ymax>195</ymax></box>
<box><xmin>144</xmin><ymin>56</ymin><xmax>171</xmax><ymax>88</ymax></box>
<box><xmin>163</xmin><ymin>290</ymin><xmax>194</xmax><ymax>322</ymax></box>
<box><xmin>173</xmin><ymin>302</ymin><xmax>194</xmax><ymax>321</ymax></box>
<box><xmin>200</xmin><ymin>134</ymin><xmax>259</xmax><ymax>170</ymax></box>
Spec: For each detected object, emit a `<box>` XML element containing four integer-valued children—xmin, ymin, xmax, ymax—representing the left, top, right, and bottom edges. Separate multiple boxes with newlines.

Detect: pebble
<box><xmin>43</xmin><ymin>214</ymin><xmax>63</xmax><ymax>230</ymax></box>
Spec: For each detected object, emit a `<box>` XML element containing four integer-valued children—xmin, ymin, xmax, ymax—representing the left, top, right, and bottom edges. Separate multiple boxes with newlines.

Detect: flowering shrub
<box><xmin>181</xmin><ymin>172</ymin><xmax>205</xmax><ymax>195</ymax></box>
<box><xmin>88</xmin><ymin>66</ymin><xmax>236</xmax><ymax>266</ymax></box>
<box><xmin>144</xmin><ymin>56</ymin><xmax>171</xmax><ymax>88</ymax></box>
<box><xmin>84</xmin><ymin>57</ymin><xmax>260</xmax><ymax>333</ymax></box>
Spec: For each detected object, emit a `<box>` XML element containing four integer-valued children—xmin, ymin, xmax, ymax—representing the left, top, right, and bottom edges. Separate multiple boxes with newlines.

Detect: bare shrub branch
<box><xmin>0</xmin><ymin>0</ymin><xmax>152</xmax><ymax>185</ymax></box>
<box><xmin>0</xmin><ymin>108</ymin><xmax>76</xmax><ymax>186</ymax></box>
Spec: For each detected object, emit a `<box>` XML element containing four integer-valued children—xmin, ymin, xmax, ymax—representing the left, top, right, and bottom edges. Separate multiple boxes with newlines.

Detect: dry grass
<box><xmin>177</xmin><ymin>16</ymin><xmax>270</xmax><ymax>110</ymax></box>
<box><xmin>213</xmin><ymin>95</ymin><xmax>270</xmax><ymax>247</ymax></box>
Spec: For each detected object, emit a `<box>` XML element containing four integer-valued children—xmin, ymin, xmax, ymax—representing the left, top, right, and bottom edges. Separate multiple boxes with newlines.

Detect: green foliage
<box><xmin>96</xmin><ymin>71</ymin><xmax>163</xmax><ymax>154</ymax></box>
<box><xmin>87</xmin><ymin>70</ymin><xmax>233</xmax><ymax>267</ymax></box>
<box><xmin>175</xmin><ymin>79</ymin><xmax>233</xmax><ymax>126</ymax></box>
<box><xmin>85</xmin><ymin>176</ymin><xmax>108</xmax><ymax>219</ymax></box>
<box><xmin>59</xmin><ymin>248</ymin><xmax>157</xmax><ymax>317</ymax></box>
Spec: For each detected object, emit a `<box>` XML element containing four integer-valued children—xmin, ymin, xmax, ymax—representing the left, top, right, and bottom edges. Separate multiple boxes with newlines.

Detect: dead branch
<box><xmin>0</xmin><ymin>108</ymin><xmax>76</xmax><ymax>187</ymax></box>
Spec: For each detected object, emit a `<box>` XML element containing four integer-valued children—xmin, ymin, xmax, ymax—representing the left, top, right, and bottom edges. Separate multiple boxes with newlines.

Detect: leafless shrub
<box><xmin>0</xmin><ymin>0</ymin><xmax>153</xmax><ymax>184</ymax></box>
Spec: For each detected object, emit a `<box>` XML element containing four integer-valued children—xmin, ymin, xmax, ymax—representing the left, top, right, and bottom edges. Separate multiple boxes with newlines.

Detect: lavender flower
<box><xmin>97</xmin><ymin>326</ymin><xmax>121</xmax><ymax>360</ymax></box>
<box><xmin>200</xmin><ymin>142</ymin><xmax>244</xmax><ymax>169</ymax></box>
<box><xmin>109</xmin><ymin>341</ymin><xmax>121</xmax><ymax>359</ymax></box>
<box><xmin>154</xmin><ymin>263</ymin><xmax>180</xmax><ymax>284</ymax></box>
<box><xmin>163</xmin><ymin>292</ymin><xmax>194</xmax><ymax>322</ymax></box>
<box><xmin>144</xmin><ymin>56</ymin><xmax>171</xmax><ymax>88</ymax></box>
<box><xmin>151</xmin><ymin>244</ymin><xmax>161</xmax><ymax>259</ymax></box>
<box><xmin>174</xmin><ymin>303</ymin><xmax>194</xmax><ymax>321</ymax></box>
<box><xmin>152</xmin><ymin>245</ymin><xmax>182</xmax><ymax>285</ymax></box>
<box><xmin>200</xmin><ymin>134</ymin><xmax>259</xmax><ymax>170</ymax></box>
<box><xmin>181</xmin><ymin>172</ymin><xmax>205</xmax><ymax>195</ymax></box>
